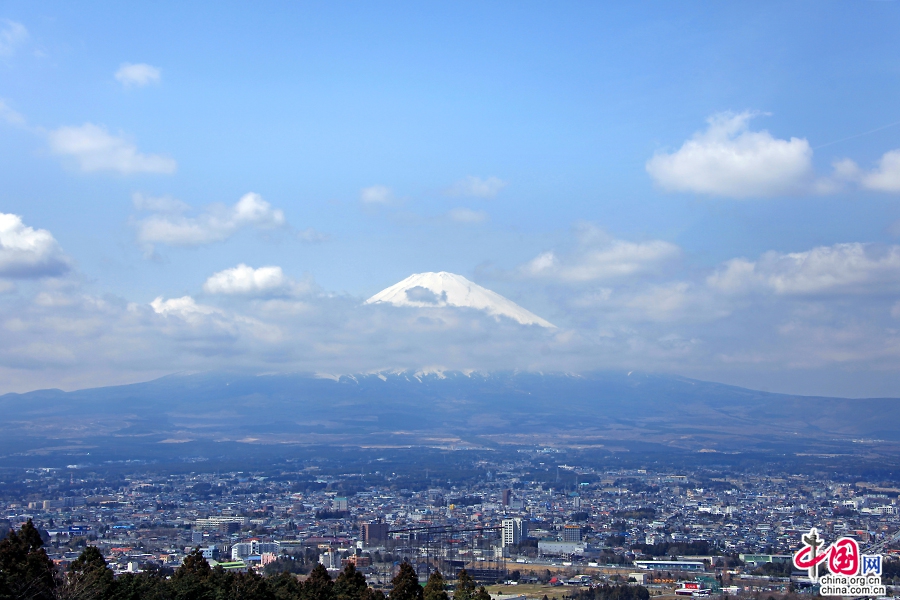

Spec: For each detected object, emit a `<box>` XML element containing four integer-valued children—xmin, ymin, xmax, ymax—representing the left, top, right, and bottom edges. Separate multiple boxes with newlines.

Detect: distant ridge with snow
<box><xmin>365</xmin><ymin>271</ymin><xmax>555</xmax><ymax>328</ymax></box>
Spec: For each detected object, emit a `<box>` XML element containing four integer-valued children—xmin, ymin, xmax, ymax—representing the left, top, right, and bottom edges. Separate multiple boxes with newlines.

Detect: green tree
<box><xmin>362</xmin><ymin>589</ymin><xmax>386</xmax><ymax>600</ymax></box>
<box><xmin>422</xmin><ymin>571</ymin><xmax>448</xmax><ymax>600</ymax></box>
<box><xmin>389</xmin><ymin>563</ymin><xmax>422</xmax><ymax>600</ymax></box>
<box><xmin>64</xmin><ymin>546</ymin><xmax>114</xmax><ymax>600</ymax></box>
<box><xmin>334</xmin><ymin>563</ymin><xmax>368</xmax><ymax>600</ymax></box>
<box><xmin>175</xmin><ymin>548</ymin><xmax>212</xmax><ymax>580</ymax></box>
<box><xmin>454</xmin><ymin>570</ymin><xmax>475</xmax><ymax>600</ymax></box>
<box><xmin>207</xmin><ymin>569</ymin><xmax>274</xmax><ymax>600</ymax></box>
<box><xmin>270</xmin><ymin>572</ymin><xmax>303</xmax><ymax>600</ymax></box>
<box><xmin>0</xmin><ymin>519</ymin><xmax>59</xmax><ymax>600</ymax></box>
<box><xmin>302</xmin><ymin>564</ymin><xmax>335</xmax><ymax>600</ymax></box>
<box><xmin>474</xmin><ymin>587</ymin><xmax>490</xmax><ymax>600</ymax></box>
<box><xmin>171</xmin><ymin>548</ymin><xmax>214</xmax><ymax>600</ymax></box>
<box><xmin>108</xmin><ymin>571</ymin><xmax>172</xmax><ymax>600</ymax></box>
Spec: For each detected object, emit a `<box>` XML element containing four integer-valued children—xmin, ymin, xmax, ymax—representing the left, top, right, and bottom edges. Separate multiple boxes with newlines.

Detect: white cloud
<box><xmin>134</xmin><ymin>192</ymin><xmax>286</xmax><ymax>249</ymax></box>
<box><xmin>860</xmin><ymin>150</ymin><xmax>900</xmax><ymax>192</ymax></box>
<box><xmin>115</xmin><ymin>63</ymin><xmax>161</xmax><ymax>87</ymax></box>
<box><xmin>0</xmin><ymin>213</ymin><xmax>71</xmax><ymax>278</ymax></box>
<box><xmin>360</xmin><ymin>185</ymin><xmax>393</xmax><ymax>204</ymax></box>
<box><xmin>151</xmin><ymin>295</ymin><xmax>221</xmax><ymax>322</ymax></box>
<box><xmin>204</xmin><ymin>264</ymin><xmax>286</xmax><ymax>295</ymax></box>
<box><xmin>47</xmin><ymin>123</ymin><xmax>177</xmax><ymax>174</ymax></box>
<box><xmin>446</xmin><ymin>176</ymin><xmax>507</xmax><ymax>198</ymax></box>
<box><xmin>447</xmin><ymin>207</ymin><xmax>489</xmax><ymax>224</ymax></box>
<box><xmin>522</xmin><ymin>232</ymin><xmax>680</xmax><ymax>282</ymax></box>
<box><xmin>0</xmin><ymin>100</ymin><xmax>26</xmax><ymax>127</ymax></box>
<box><xmin>708</xmin><ymin>243</ymin><xmax>900</xmax><ymax>295</ymax></box>
<box><xmin>646</xmin><ymin>111</ymin><xmax>814</xmax><ymax>198</ymax></box>
<box><xmin>0</xmin><ymin>20</ymin><xmax>27</xmax><ymax>57</ymax></box>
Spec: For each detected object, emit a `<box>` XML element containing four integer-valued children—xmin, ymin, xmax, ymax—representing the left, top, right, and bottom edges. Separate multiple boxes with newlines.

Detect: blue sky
<box><xmin>3</xmin><ymin>2</ymin><xmax>900</xmax><ymax>396</ymax></box>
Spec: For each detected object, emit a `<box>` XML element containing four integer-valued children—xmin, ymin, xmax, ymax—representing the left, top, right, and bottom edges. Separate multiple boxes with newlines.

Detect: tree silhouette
<box><xmin>422</xmin><ymin>570</ymin><xmax>448</xmax><ymax>600</ymax></box>
<box><xmin>454</xmin><ymin>570</ymin><xmax>476</xmax><ymax>600</ymax></box>
<box><xmin>389</xmin><ymin>562</ymin><xmax>422</xmax><ymax>600</ymax></box>
<box><xmin>335</xmin><ymin>563</ymin><xmax>368</xmax><ymax>600</ymax></box>
<box><xmin>0</xmin><ymin>519</ymin><xmax>58</xmax><ymax>600</ymax></box>
<box><xmin>303</xmin><ymin>564</ymin><xmax>335</xmax><ymax>600</ymax></box>
<box><xmin>64</xmin><ymin>546</ymin><xmax>114</xmax><ymax>600</ymax></box>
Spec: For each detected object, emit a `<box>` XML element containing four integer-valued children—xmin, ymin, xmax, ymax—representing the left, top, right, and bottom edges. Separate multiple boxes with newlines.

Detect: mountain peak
<box><xmin>365</xmin><ymin>271</ymin><xmax>555</xmax><ymax>328</ymax></box>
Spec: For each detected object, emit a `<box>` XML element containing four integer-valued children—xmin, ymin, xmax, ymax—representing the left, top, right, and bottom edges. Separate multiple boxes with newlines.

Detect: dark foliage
<box><xmin>0</xmin><ymin>519</ymin><xmax>58</xmax><ymax>600</ymax></box>
<box><xmin>0</xmin><ymin>522</ymin><xmax>411</xmax><ymax>600</ymax></box>
<box><xmin>388</xmin><ymin>563</ymin><xmax>421</xmax><ymax>600</ymax></box>
<box><xmin>422</xmin><ymin>571</ymin><xmax>447</xmax><ymax>600</ymax></box>
<box><xmin>453</xmin><ymin>570</ymin><xmax>475</xmax><ymax>600</ymax></box>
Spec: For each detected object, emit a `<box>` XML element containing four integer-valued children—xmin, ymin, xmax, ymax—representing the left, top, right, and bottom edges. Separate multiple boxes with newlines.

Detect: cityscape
<box><xmin>3</xmin><ymin>450</ymin><xmax>900</xmax><ymax>598</ymax></box>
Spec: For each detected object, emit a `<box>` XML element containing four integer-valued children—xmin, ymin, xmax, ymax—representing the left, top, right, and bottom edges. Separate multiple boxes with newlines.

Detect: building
<box><xmin>195</xmin><ymin>516</ymin><xmax>249</xmax><ymax>530</ymax></box>
<box><xmin>333</xmin><ymin>497</ymin><xmax>348</xmax><ymax>511</ymax></box>
<box><xmin>319</xmin><ymin>551</ymin><xmax>340</xmax><ymax>569</ymax></box>
<box><xmin>231</xmin><ymin>539</ymin><xmax>279</xmax><ymax>560</ymax></box>
<box><xmin>502</xmin><ymin>518</ymin><xmax>525</xmax><ymax>547</ymax></box>
<box><xmin>342</xmin><ymin>555</ymin><xmax>372</xmax><ymax>567</ymax></box>
<box><xmin>261</xmin><ymin>553</ymin><xmax>279</xmax><ymax>566</ymax></box>
<box><xmin>562</xmin><ymin>525</ymin><xmax>582</xmax><ymax>542</ymax></box>
<box><xmin>501</xmin><ymin>489</ymin><xmax>511</xmax><ymax>506</ymax></box>
<box><xmin>537</xmin><ymin>540</ymin><xmax>586</xmax><ymax>556</ymax></box>
<box><xmin>362</xmin><ymin>522</ymin><xmax>389</xmax><ymax>544</ymax></box>
<box><xmin>633</xmin><ymin>560</ymin><xmax>705</xmax><ymax>572</ymax></box>
<box><xmin>739</xmin><ymin>554</ymin><xmax>791</xmax><ymax>567</ymax></box>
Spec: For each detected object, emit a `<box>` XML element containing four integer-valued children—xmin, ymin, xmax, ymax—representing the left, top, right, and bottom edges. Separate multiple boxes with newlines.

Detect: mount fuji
<box><xmin>365</xmin><ymin>271</ymin><xmax>555</xmax><ymax>328</ymax></box>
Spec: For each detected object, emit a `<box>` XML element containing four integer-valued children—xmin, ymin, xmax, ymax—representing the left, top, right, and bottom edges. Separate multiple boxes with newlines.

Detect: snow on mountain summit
<box><xmin>365</xmin><ymin>271</ymin><xmax>555</xmax><ymax>328</ymax></box>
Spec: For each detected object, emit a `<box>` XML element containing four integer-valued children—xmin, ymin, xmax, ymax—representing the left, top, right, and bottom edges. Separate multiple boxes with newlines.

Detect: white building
<box><xmin>319</xmin><ymin>551</ymin><xmax>340</xmax><ymax>569</ymax></box>
<box><xmin>231</xmin><ymin>540</ymin><xmax>279</xmax><ymax>560</ymax></box>
<box><xmin>538</xmin><ymin>540</ymin><xmax>586</xmax><ymax>556</ymax></box>
<box><xmin>502</xmin><ymin>518</ymin><xmax>526</xmax><ymax>547</ymax></box>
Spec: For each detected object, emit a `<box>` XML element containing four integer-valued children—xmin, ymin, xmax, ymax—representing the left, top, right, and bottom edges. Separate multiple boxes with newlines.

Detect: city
<box><xmin>3</xmin><ymin>451</ymin><xmax>899</xmax><ymax>598</ymax></box>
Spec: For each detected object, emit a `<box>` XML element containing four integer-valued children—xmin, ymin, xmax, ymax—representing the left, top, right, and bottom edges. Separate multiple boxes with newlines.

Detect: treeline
<box><xmin>0</xmin><ymin>520</ymin><xmax>494</xmax><ymax>600</ymax></box>
<box><xmin>568</xmin><ymin>584</ymin><xmax>650</xmax><ymax>600</ymax></box>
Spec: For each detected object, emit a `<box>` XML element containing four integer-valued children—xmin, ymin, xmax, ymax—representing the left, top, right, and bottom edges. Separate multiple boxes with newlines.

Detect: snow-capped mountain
<box><xmin>365</xmin><ymin>271</ymin><xmax>555</xmax><ymax>328</ymax></box>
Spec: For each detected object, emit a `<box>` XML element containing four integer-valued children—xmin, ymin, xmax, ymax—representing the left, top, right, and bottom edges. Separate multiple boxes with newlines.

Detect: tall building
<box><xmin>502</xmin><ymin>517</ymin><xmax>525</xmax><ymax>547</ymax></box>
<box><xmin>563</xmin><ymin>524</ymin><xmax>582</xmax><ymax>542</ymax></box>
<box><xmin>362</xmin><ymin>522</ymin><xmax>390</xmax><ymax>544</ymax></box>
<box><xmin>501</xmin><ymin>489</ymin><xmax>511</xmax><ymax>506</ymax></box>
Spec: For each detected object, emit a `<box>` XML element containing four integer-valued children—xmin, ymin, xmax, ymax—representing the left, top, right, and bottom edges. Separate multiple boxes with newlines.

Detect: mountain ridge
<box><xmin>1</xmin><ymin>370</ymin><xmax>898</xmax><ymax>459</ymax></box>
